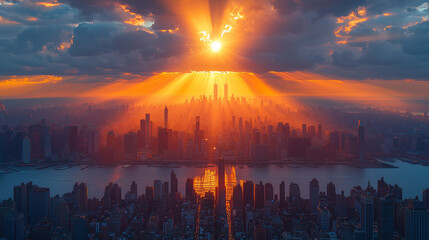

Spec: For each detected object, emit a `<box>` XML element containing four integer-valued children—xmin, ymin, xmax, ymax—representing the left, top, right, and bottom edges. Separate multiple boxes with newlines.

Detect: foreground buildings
<box><xmin>1</xmin><ymin>173</ymin><xmax>429</xmax><ymax>240</ymax></box>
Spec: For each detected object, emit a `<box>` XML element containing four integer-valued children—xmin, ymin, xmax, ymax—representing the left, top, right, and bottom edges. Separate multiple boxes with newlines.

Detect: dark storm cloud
<box><xmin>273</xmin><ymin>0</ymin><xmax>367</xmax><ymax>17</ymax></box>
<box><xmin>0</xmin><ymin>0</ymin><xmax>428</xmax><ymax>80</ymax></box>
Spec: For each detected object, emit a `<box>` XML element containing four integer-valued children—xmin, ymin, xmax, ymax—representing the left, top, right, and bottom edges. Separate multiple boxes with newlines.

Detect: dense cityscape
<box><xmin>2</xmin><ymin>0</ymin><xmax>429</xmax><ymax>239</ymax></box>
<box><xmin>1</xmin><ymin>84</ymin><xmax>429</xmax><ymax>169</ymax></box>
<box><xmin>1</xmin><ymin>162</ymin><xmax>429</xmax><ymax>240</ymax></box>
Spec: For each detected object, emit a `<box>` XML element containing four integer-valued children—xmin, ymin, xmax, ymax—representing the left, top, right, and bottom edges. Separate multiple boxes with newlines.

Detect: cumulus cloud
<box><xmin>0</xmin><ymin>0</ymin><xmax>428</xmax><ymax>80</ymax></box>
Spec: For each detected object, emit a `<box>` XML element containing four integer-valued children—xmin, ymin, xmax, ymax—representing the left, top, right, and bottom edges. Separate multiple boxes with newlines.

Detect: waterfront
<box><xmin>1</xmin><ymin>158</ymin><xmax>429</xmax><ymax>201</ymax></box>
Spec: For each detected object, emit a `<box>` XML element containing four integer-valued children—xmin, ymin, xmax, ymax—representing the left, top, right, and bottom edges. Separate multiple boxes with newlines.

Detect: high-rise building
<box><xmin>243</xmin><ymin>181</ymin><xmax>254</xmax><ymax>208</ymax></box>
<box><xmin>289</xmin><ymin>182</ymin><xmax>301</xmax><ymax>202</ymax></box>
<box><xmin>154</xmin><ymin>180</ymin><xmax>163</xmax><ymax>200</ymax></box>
<box><xmin>72</xmin><ymin>215</ymin><xmax>88</xmax><ymax>240</ymax></box>
<box><xmin>158</xmin><ymin>127</ymin><xmax>168</xmax><ymax>155</ymax></box>
<box><xmin>217</xmin><ymin>157</ymin><xmax>226</xmax><ymax>215</ymax></box>
<box><xmin>378</xmin><ymin>195</ymin><xmax>394</xmax><ymax>240</ymax></box>
<box><xmin>139</xmin><ymin>119</ymin><xmax>145</xmax><ymax>148</ymax></box>
<box><xmin>255</xmin><ymin>181</ymin><xmax>265</xmax><ymax>209</ymax></box>
<box><xmin>279</xmin><ymin>181</ymin><xmax>285</xmax><ymax>208</ymax></box>
<box><xmin>50</xmin><ymin>197</ymin><xmax>69</xmax><ymax>229</ymax></box>
<box><xmin>194</xmin><ymin>116</ymin><xmax>200</xmax><ymax>153</ymax></box>
<box><xmin>145</xmin><ymin>113</ymin><xmax>151</xmax><ymax>147</ymax></box>
<box><xmin>233</xmin><ymin>184</ymin><xmax>243</xmax><ymax>209</ymax></box>
<box><xmin>327</xmin><ymin>181</ymin><xmax>336</xmax><ymax>205</ymax></box>
<box><xmin>4</xmin><ymin>212</ymin><xmax>25</xmax><ymax>240</ymax></box>
<box><xmin>423</xmin><ymin>188</ymin><xmax>429</xmax><ymax>210</ymax></box>
<box><xmin>358</xmin><ymin>120</ymin><xmax>365</xmax><ymax>161</ymax></box>
<box><xmin>265</xmin><ymin>183</ymin><xmax>273</xmax><ymax>203</ymax></box>
<box><xmin>14</xmin><ymin>182</ymin><xmax>31</xmax><ymax>220</ymax></box>
<box><xmin>131</xmin><ymin>181</ymin><xmax>137</xmax><ymax>198</ymax></box>
<box><xmin>87</xmin><ymin>130</ymin><xmax>99</xmax><ymax>154</ymax></box>
<box><xmin>224</xmin><ymin>83</ymin><xmax>228</xmax><ymax>101</ymax></box>
<box><xmin>124</xmin><ymin>132</ymin><xmax>138</xmax><ymax>159</ymax></box>
<box><xmin>22</xmin><ymin>136</ymin><xmax>31</xmax><ymax>163</ymax></box>
<box><xmin>185</xmin><ymin>178</ymin><xmax>195</xmax><ymax>203</ymax></box>
<box><xmin>171</xmin><ymin>170</ymin><xmax>178</xmax><ymax>194</ymax></box>
<box><xmin>162</xmin><ymin>181</ymin><xmax>169</xmax><ymax>198</ymax></box>
<box><xmin>317</xmin><ymin>206</ymin><xmax>330</xmax><ymax>231</ymax></box>
<box><xmin>310</xmin><ymin>178</ymin><xmax>320</xmax><ymax>211</ymax></box>
<box><xmin>358</xmin><ymin>192</ymin><xmax>374</xmax><ymax>240</ymax></box>
<box><xmin>214</xmin><ymin>84</ymin><xmax>218</xmax><ymax>101</ymax></box>
<box><xmin>405</xmin><ymin>200</ymin><xmax>429</xmax><ymax>240</ymax></box>
<box><xmin>164</xmin><ymin>106</ymin><xmax>168</xmax><ymax>128</ymax></box>
<box><xmin>73</xmin><ymin>183</ymin><xmax>88</xmax><ymax>212</ymax></box>
<box><xmin>29</xmin><ymin>186</ymin><xmax>50</xmax><ymax>224</ymax></box>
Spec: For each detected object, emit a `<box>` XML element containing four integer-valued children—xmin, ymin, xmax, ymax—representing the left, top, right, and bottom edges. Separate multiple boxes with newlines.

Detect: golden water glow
<box><xmin>193</xmin><ymin>166</ymin><xmax>237</xmax><ymax>200</ymax></box>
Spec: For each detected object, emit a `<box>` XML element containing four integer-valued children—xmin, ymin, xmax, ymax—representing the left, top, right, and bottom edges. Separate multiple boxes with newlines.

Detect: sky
<box><xmin>0</xmin><ymin>0</ymin><xmax>429</xmax><ymax>99</ymax></box>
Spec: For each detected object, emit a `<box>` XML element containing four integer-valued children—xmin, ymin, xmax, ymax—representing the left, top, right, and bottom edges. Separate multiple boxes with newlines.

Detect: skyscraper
<box><xmin>289</xmin><ymin>183</ymin><xmax>301</xmax><ymax>202</ymax></box>
<box><xmin>73</xmin><ymin>182</ymin><xmax>88</xmax><ymax>213</ymax></box>
<box><xmin>243</xmin><ymin>181</ymin><xmax>254</xmax><ymax>208</ymax></box>
<box><xmin>214</xmin><ymin>83</ymin><xmax>218</xmax><ymax>101</ymax></box>
<box><xmin>233</xmin><ymin>184</ymin><xmax>243</xmax><ymax>209</ymax></box>
<box><xmin>164</xmin><ymin>106</ymin><xmax>168</xmax><ymax>128</ymax></box>
<box><xmin>139</xmin><ymin>119</ymin><xmax>145</xmax><ymax>148</ymax></box>
<box><xmin>310</xmin><ymin>178</ymin><xmax>320</xmax><ymax>211</ymax></box>
<box><xmin>358</xmin><ymin>120</ymin><xmax>365</xmax><ymax>161</ymax></box>
<box><xmin>255</xmin><ymin>181</ymin><xmax>265</xmax><ymax>209</ymax></box>
<box><xmin>158</xmin><ymin>127</ymin><xmax>168</xmax><ymax>155</ymax></box>
<box><xmin>423</xmin><ymin>188</ymin><xmax>429</xmax><ymax>210</ymax></box>
<box><xmin>194</xmin><ymin>116</ymin><xmax>200</xmax><ymax>153</ymax></box>
<box><xmin>265</xmin><ymin>183</ymin><xmax>273</xmax><ymax>203</ymax></box>
<box><xmin>171</xmin><ymin>170</ymin><xmax>178</xmax><ymax>195</ymax></box>
<box><xmin>327</xmin><ymin>181</ymin><xmax>336</xmax><ymax>205</ymax></box>
<box><xmin>145</xmin><ymin>113</ymin><xmax>151</xmax><ymax>147</ymax></box>
<box><xmin>29</xmin><ymin>186</ymin><xmax>50</xmax><ymax>224</ymax></box>
<box><xmin>405</xmin><ymin>200</ymin><xmax>429</xmax><ymax>240</ymax></box>
<box><xmin>4</xmin><ymin>212</ymin><xmax>25</xmax><ymax>240</ymax></box>
<box><xmin>22</xmin><ymin>136</ymin><xmax>31</xmax><ymax>163</ymax></box>
<box><xmin>359</xmin><ymin>192</ymin><xmax>374</xmax><ymax>240</ymax></box>
<box><xmin>185</xmin><ymin>178</ymin><xmax>195</xmax><ymax>203</ymax></box>
<box><xmin>124</xmin><ymin>132</ymin><xmax>138</xmax><ymax>160</ymax></box>
<box><xmin>279</xmin><ymin>181</ymin><xmax>285</xmax><ymax>208</ymax></box>
<box><xmin>378</xmin><ymin>195</ymin><xmax>394</xmax><ymax>240</ymax></box>
<box><xmin>224</xmin><ymin>83</ymin><xmax>228</xmax><ymax>101</ymax></box>
<box><xmin>154</xmin><ymin>180</ymin><xmax>163</xmax><ymax>200</ymax></box>
<box><xmin>217</xmin><ymin>157</ymin><xmax>226</xmax><ymax>215</ymax></box>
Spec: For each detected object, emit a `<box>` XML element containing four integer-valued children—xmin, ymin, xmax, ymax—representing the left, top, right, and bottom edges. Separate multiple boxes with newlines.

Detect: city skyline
<box><xmin>1</xmin><ymin>0</ymin><xmax>429</xmax><ymax>239</ymax></box>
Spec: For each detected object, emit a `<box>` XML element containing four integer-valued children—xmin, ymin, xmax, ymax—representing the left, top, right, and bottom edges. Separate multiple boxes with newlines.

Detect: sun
<box><xmin>211</xmin><ymin>41</ymin><xmax>221</xmax><ymax>52</ymax></box>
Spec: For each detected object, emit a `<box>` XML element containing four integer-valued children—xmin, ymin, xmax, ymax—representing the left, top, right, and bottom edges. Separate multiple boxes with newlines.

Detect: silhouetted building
<box><xmin>243</xmin><ymin>181</ymin><xmax>254</xmax><ymax>208</ymax></box>
<box><xmin>29</xmin><ymin>186</ymin><xmax>50</xmax><ymax>224</ymax></box>
<box><xmin>171</xmin><ymin>170</ymin><xmax>178</xmax><ymax>194</ymax></box>
<box><xmin>255</xmin><ymin>181</ymin><xmax>265</xmax><ymax>209</ymax></box>
<box><xmin>378</xmin><ymin>195</ymin><xmax>394</xmax><ymax>240</ymax></box>
<box><xmin>310</xmin><ymin>178</ymin><xmax>319</xmax><ymax>211</ymax></box>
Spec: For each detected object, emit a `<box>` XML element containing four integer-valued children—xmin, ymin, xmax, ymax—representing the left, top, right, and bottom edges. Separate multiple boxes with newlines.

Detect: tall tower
<box><xmin>217</xmin><ymin>157</ymin><xmax>226</xmax><ymax>216</ymax></box>
<box><xmin>224</xmin><ymin>83</ymin><xmax>228</xmax><ymax>101</ymax></box>
<box><xmin>194</xmin><ymin>116</ymin><xmax>200</xmax><ymax>152</ymax></box>
<box><xmin>22</xmin><ymin>136</ymin><xmax>31</xmax><ymax>163</ymax></box>
<box><xmin>309</xmin><ymin>178</ymin><xmax>319</xmax><ymax>211</ymax></box>
<box><xmin>164</xmin><ymin>106</ymin><xmax>168</xmax><ymax>129</ymax></box>
<box><xmin>145</xmin><ymin>113</ymin><xmax>151</xmax><ymax>147</ymax></box>
<box><xmin>214</xmin><ymin>84</ymin><xmax>218</xmax><ymax>101</ymax></box>
<box><xmin>358</xmin><ymin>120</ymin><xmax>365</xmax><ymax>161</ymax></box>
